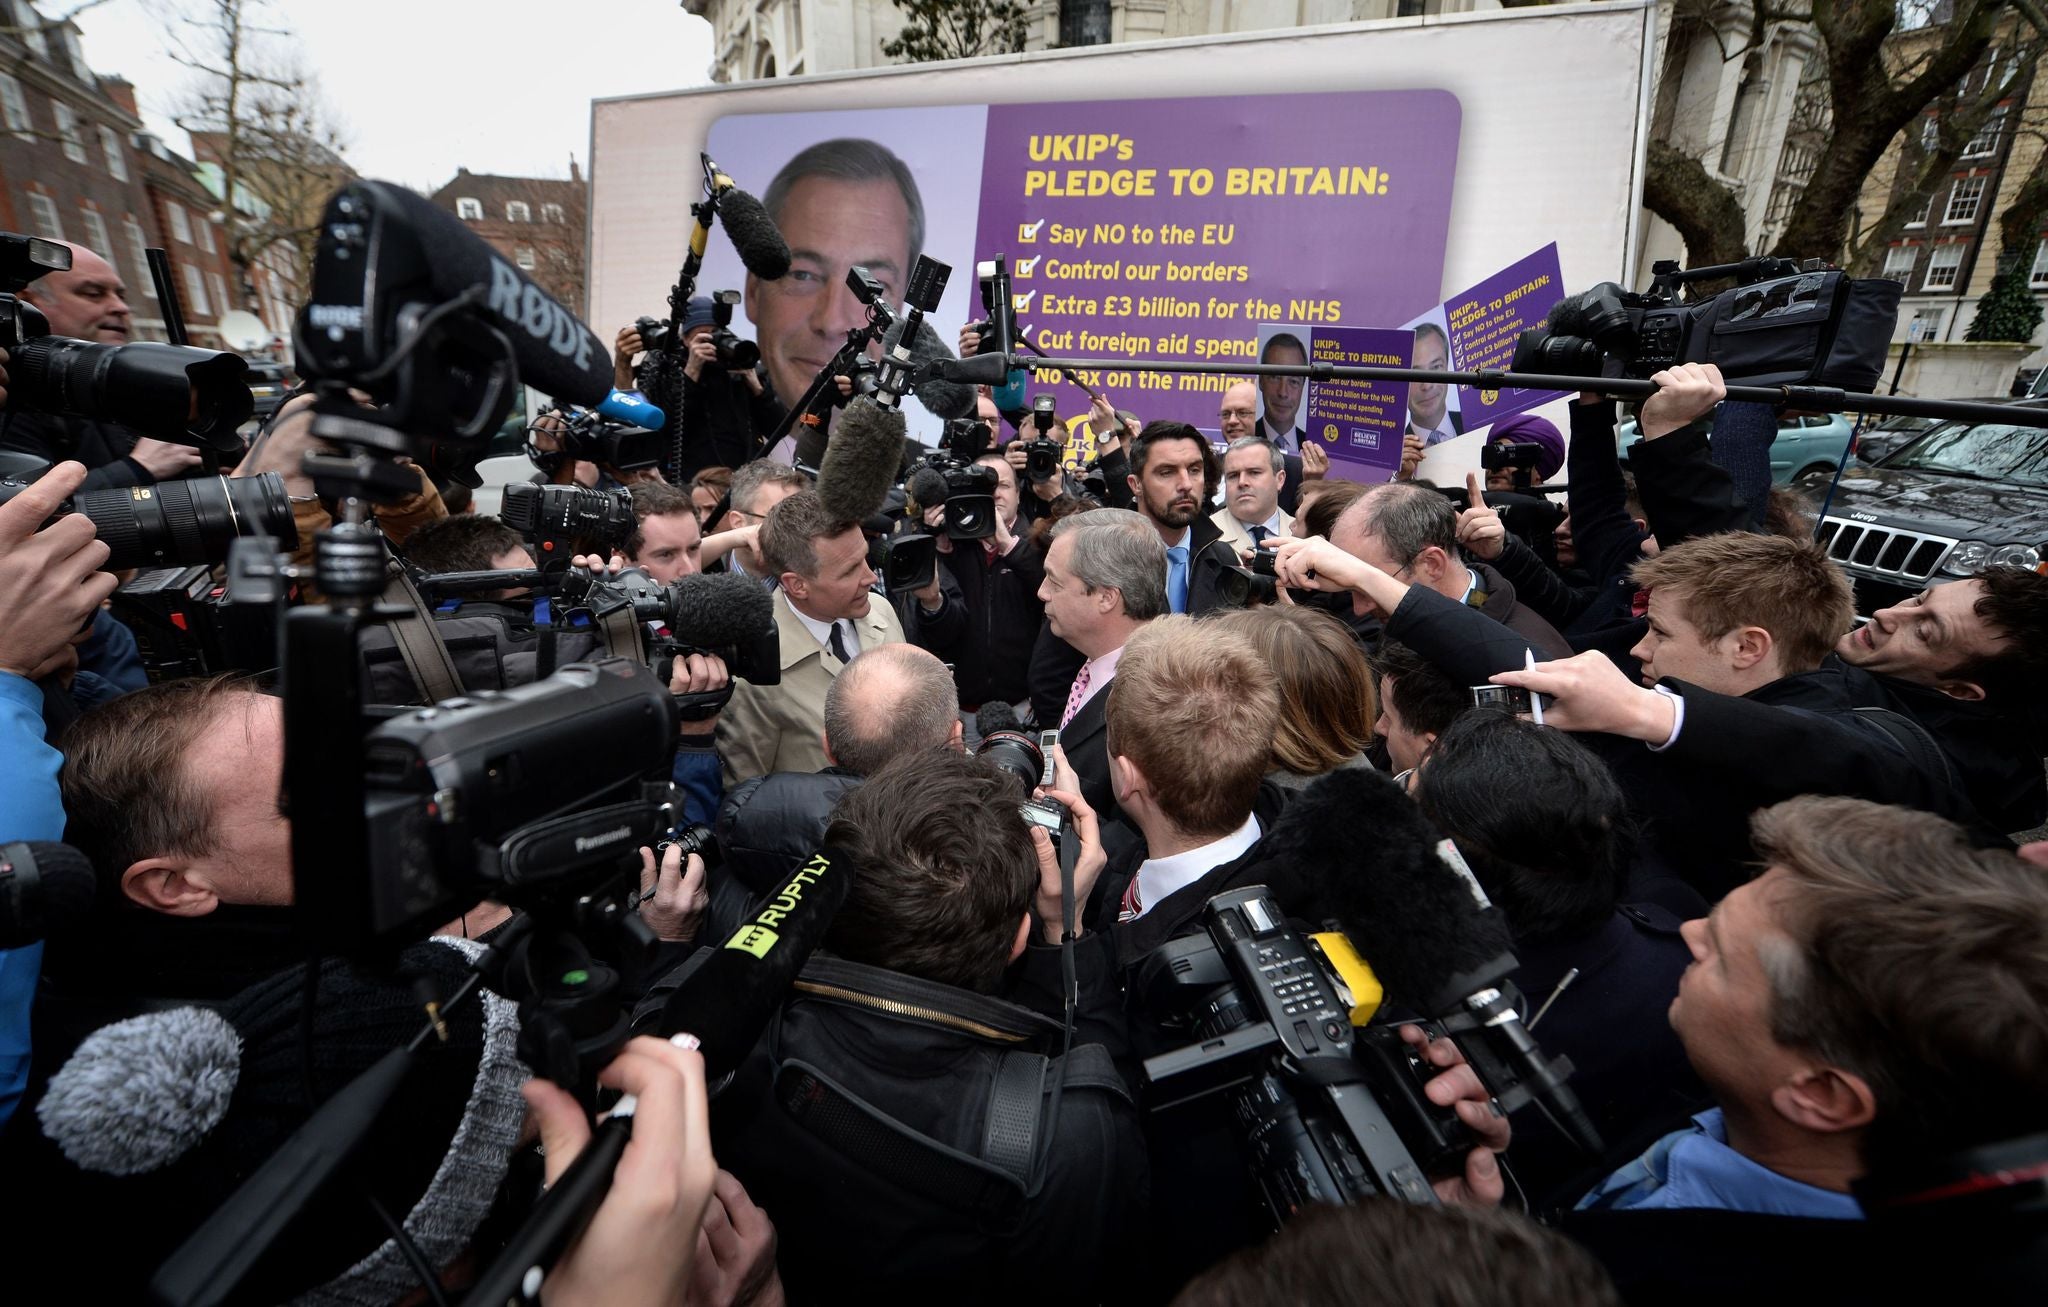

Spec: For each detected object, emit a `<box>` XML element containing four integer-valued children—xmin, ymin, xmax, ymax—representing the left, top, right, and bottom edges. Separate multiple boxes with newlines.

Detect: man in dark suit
<box><xmin>1125</xmin><ymin>420</ymin><xmax>1240</xmax><ymax>616</ymax></box>
<box><xmin>1221</xmin><ymin>379</ymin><xmax>1310</xmax><ymax>514</ymax></box>
<box><xmin>1035</xmin><ymin>508</ymin><xmax>1165</xmax><ymax>827</ymax></box>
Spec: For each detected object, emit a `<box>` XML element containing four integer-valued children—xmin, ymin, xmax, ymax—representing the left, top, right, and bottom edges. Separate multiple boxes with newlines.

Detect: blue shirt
<box><xmin>1576</xmin><ymin>1108</ymin><xmax>1865</xmax><ymax>1220</ymax></box>
<box><xmin>0</xmin><ymin>672</ymin><xmax>68</xmax><ymax>1127</ymax></box>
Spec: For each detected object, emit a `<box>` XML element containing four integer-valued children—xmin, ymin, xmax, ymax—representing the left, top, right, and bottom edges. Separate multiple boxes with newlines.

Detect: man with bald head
<box><xmin>717</xmin><ymin>643</ymin><xmax>963</xmax><ymax>897</ymax></box>
<box><xmin>1</xmin><ymin>242</ymin><xmax>203</xmax><ymax>490</ymax></box>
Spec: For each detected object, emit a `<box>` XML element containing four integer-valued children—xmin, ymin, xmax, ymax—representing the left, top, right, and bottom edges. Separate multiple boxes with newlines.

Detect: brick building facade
<box><xmin>429</xmin><ymin>165</ymin><xmax>587</xmax><ymax>315</ymax></box>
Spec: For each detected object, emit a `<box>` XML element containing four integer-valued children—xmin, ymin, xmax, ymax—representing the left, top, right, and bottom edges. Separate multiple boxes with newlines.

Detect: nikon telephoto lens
<box><xmin>8</xmin><ymin>338</ymin><xmax>253</xmax><ymax>450</ymax></box>
<box><xmin>0</xmin><ymin>471</ymin><xmax>299</xmax><ymax>572</ymax></box>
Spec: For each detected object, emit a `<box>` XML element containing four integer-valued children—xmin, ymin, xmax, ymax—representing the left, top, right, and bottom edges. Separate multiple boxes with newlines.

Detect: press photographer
<box><xmin>615</xmin><ymin>292</ymin><xmax>785</xmax><ymax>480</ymax></box>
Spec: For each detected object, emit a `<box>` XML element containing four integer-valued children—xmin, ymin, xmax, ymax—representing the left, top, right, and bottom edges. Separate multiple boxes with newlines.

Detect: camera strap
<box><xmin>380</xmin><ymin>562</ymin><xmax>463</xmax><ymax>703</ymax></box>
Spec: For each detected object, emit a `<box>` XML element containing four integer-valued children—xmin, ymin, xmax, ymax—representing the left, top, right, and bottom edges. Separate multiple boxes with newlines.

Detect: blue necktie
<box><xmin>1247</xmin><ymin>524</ymin><xmax>1269</xmax><ymax>546</ymax></box>
<box><xmin>1167</xmin><ymin>544</ymin><xmax>1189</xmax><ymax>614</ymax></box>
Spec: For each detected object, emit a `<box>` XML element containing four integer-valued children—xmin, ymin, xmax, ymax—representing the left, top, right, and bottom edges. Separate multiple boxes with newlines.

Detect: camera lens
<box><xmin>1514</xmin><ymin>332</ymin><xmax>1605</xmax><ymax>378</ymax></box>
<box><xmin>10</xmin><ymin>337</ymin><xmax>253</xmax><ymax>450</ymax></box>
<box><xmin>70</xmin><ymin>472</ymin><xmax>299</xmax><ymax>572</ymax></box>
<box><xmin>977</xmin><ymin>728</ymin><xmax>1044</xmax><ymax>790</ymax></box>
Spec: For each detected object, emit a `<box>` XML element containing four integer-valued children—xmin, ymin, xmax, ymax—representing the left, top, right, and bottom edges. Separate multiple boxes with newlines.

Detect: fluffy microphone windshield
<box><xmin>818</xmin><ymin>396</ymin><xmax>909</xmax><ymax>523</ymax></box>
<box><xmin>718</xmin><ymin>188</ymin><xmax>793</xmax><ymax>282</ymax></box>
<box><xmin>669</xmin><ymin>571</ymin><xmax>774</xmax><ymax>646</ymax></box>
<box><xmin>1244</xmin><ymin>767</ymin><xmax>1514</xmax><ymax>1009</ymax></box>
<box><xmin>907</xmin><ymin>318</ymin><xmax>978</xmax><ymax>421</ymax></box>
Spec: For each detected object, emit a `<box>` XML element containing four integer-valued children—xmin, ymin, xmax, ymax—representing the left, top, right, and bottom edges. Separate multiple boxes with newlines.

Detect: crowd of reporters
<box><xmin>0</xmin><ymin>224</ymin><xmax>2042</xmax><ymax>1306</ymax></box>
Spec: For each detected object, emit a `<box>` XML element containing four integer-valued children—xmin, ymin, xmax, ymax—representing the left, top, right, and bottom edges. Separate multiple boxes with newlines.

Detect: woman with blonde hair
<box><xmin>1208</xmin><ymin>605</ymin><xmax>1378</xmax><ymax>787</ymax></box>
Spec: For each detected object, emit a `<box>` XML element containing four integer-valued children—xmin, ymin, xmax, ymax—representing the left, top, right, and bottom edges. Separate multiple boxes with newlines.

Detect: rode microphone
<box><xmin>1246</xmin><ymin>767</ymin><xmax>1604</xmax><ymax>1155</ymax></box>
<box><xmin>0</xmin><ymin>840</ymin><xmax>96</xmax><ymax>948</ymax></box>
<box><xmin>595</xmin><ymin>388</ymin><xmax>666</xmax><ymax>431</ymax></box>
<box><xmin>666</xmin><ymin>570</ymin><xmax>774</xmax><ymax>647</ymax></box>
<box><xmin>295</xmin><ymin>180</ymin><xmax>615</xmax><ymax>416</ymax></box>
<box><xmin>816</xmin><ymin>396</ymin><xmax>909</xmax><ymax>523</ymax></box>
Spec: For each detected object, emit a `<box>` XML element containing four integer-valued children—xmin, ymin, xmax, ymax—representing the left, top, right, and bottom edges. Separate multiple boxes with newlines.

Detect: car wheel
<box><xmin>1795</xmin><ymin>463</ymin><xmax>1837</xmax><ymax>482</ymax></box>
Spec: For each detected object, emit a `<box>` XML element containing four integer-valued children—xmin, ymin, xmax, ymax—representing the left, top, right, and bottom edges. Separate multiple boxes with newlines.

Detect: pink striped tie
<box><xmin>1060</xmin><ymin>662</ymin><xmax>1092</xmax><ymax>729</ymax></box>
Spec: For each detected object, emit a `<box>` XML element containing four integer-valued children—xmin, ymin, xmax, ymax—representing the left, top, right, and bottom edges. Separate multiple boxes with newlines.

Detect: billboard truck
<box><xmin>589</xmin><ymin>3</ymin><xmax>1656</xmax><ymax>483</ymax></box>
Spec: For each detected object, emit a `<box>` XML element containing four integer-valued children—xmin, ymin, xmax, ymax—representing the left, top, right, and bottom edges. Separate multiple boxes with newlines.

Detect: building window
<box><xmin>2031</xmin><ymin>238</ymin><xmax>2048</xmax><ymax>289</ymax></box>
<box><xmin>1944</xmin><ymin>175</ymin><xmax>1987</xmax><ymax>224</ymax></box>
<box><xmin>52</xmin><ymin>102</ymin><xmax>85</xmax><ymax>163</ymax></box>
<box><xmin>1909</xmin><ymin>306</ymin><xmax>1946</xmax><ymax>340</ymax></box>
<box><xmin>1905</xmin><ymin>193</ymin><xmax>1932</xmax><ymax>227</ymax></box>
<box><xmin>78</xmin><ymin>207</ymin><xmax>108</xmax><ymax>260</ymax></box>
<box><xmin>1924</xmin><ymin>243</ymin><xmax>1966</xmax><ymax>290</ymax></box>
<box><xmin>1962</xmin><ymin>107</ymin><xmax>2005</xmax><ymax>159</ymax></box>
<box><xmin>542</xmin><ymin>202</ymin><xmax>565</xmax><ymax>223</ymax></box>
<box><xmin>1882</xmin><ymin>245</ymin><xmax>1918</xmax><ymax>283</ymax></box>
<box><xmin>208</xmin><ymin>271</ymin><xmax>230</xmax><ymax>317</ymax></box>
<box><xmin>97</xmin><ymin>124</ymin><xmax>127</xmax><ymax>180</ymax></box>
<box><xmin>180</xmin><ymin>263</ymin><xmax>211</xmax><ymax>316</ymax></box>
<box><xmin>26</xmin><ymin>192</ymin><xmax>62</xmax><ymax>241</ymax></box>
<box><xmin>166</xmin><ymin>201</ymin><xmax>192</xmax><ymax>244</ymax></box>
<box><xmin>124</xmin><ymin>217</ymin><xmax>157</xmax><ymax>297</ymax></box>
<box><xmin>1921</xmin><ymin>115</ymin><xmax>1940</xmax><ymax>151</ymax></box>
<box><xmin>21</xmin><ymin>8</ymin><xmax>47</xmax><ymax>59</ymax></box>
<box><xmin>505</xmin><ymin>201</ymin><xmax>531</xmax><ymax>222</ymax></box>
<box><xmin>0</xmin><ymin>74</ymin><xmax>28</xmax><ymax>138</ymax></box>
<box><xmin>514</xmin><ymin>245</ymin><xmax>536</xmax><ymax>270</ymax></box>
<box><xmin>456</xmin><ymin>197</ymin><xmax>482</xmax><ymax>220</ymax></box>
<box><xmin>194</xmin><ymin>216</ymin><xmax>215</xmax><ymax>254</ymax></box>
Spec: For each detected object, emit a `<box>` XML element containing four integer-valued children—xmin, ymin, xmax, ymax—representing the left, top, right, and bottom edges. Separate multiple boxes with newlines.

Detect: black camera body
<box><xmin>910</xmin><ymin>417</ymin><xmax>1002</xmax><ymax>541</ymax></box>
<box><xmin>708</xmin><ymin>289</ymin><xmax>759</xmax><ymax>371</ymax></box>
<box><xmin>1141</xmin><ymin>886</ymin><xmax>1469</xmax><ymax>1225</ymax></box>
<box><xmin>534</xmin><ymin>407</ymin><xmax>665</xmax><ymax>475</ymax></box>
<box><xmin>1511</xmin><ymin>257</ymin><xmax>1900</xmax><ymax>391</ymax></box>
<box><xmin>634</xmin><ymin>314</ymin><xmax>675</xmax><ymax>356</ymax></box>
<box><xmin>1212</xmin><ymin>546</ymin><xmax>1280</xmax><ymax>609</ymax></box>
<box><xmin>500</xmin><ymin>481</ymin><xmax>638</xmax><ymax>559</ymax></box>
<box><xmin>869</xmin><ymin>530</ymin><xmax>938</xmax><ymax>597</ymax></box>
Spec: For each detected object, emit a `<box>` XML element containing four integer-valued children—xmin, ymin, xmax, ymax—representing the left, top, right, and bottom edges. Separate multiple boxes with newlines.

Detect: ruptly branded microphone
<box><xmin>651</xmin><ymin>844</ymin><xmax>856</xmax><ymax>1078</ymax></box>
<box><xmin>296</xmin><ymin>180</ymin><xmax>616</xmax><ymax>408</ymax></box>
<box><xmin>596</xmin><ymin>388</ymin><xmax>666</xmax><ymax>431</ymax></box>
<box><xmin>0</xmin><ymin>840</ymin><xmax>96</xmax><ymax>949</ymax></box>
<box><xmin>816</xmin><ymin>396</ymin><xmax>909</xmax><ymax>523</ymax></box>
<box><xmin>714</xmin><ymin>185</ymin><xmax>793</xmax><ymax>282</ymax></box>
<box><xmin>1245</xmin><ymin>768</ymin><xmax>1604</xmax><ymax>1155</ymax></box>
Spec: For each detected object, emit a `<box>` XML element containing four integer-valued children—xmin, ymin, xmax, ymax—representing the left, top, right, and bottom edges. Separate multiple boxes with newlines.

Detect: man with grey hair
<box><xmin>1212</xmin><ymin>435</ymin><xmax>1293</xmax><ymax>558</ymax></box>
<box><xmin>1037</xmin><ymin>507</ymin><xmax>1167</xmax><ymax>821</ymax></box>
<box><xmin>706</xmin><ymin>459</ymin><xmax>809</xmax><ymax>584</ymax></box>
<box><xmin>717</xmin><ymin>643</ymin><xmax>963</xmax><ymax>899</ymax></box>
<box><xmin>1330</xmin><ymin>481</ymin><xmax>1571</xmax><ymax>656</ymax></box>
<box><xmin>744</xmin><ymin>137</ymin><xmax>929</xmax><ymax>412</ymax></box>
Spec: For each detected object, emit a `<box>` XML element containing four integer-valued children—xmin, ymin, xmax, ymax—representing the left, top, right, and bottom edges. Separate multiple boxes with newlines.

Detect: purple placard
<box><xmin>1304</xmin><ymin>326</ymin><xmax>1413</xmax><ymax>484</ymax></box>
<box><xmin>1444</xmin><ymin>244</ymin><xmax>1567</xmax><ymax>430</ymax></box>
<box><xmin>974</xmin><ymin>91</ymin><xmax>1461</xmax><ymax>432</ymax></box>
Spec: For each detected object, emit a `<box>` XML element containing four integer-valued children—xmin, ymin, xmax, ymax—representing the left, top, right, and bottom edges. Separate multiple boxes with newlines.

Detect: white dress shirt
<box><xmin>1131</xmin><ymin>812</ymin><xmax>1262</xmax><ymax>918</ymax></box>
<box><xmin>783</xmin><ymin>589</ymin><xmax>858</xmax><ymax>660</ymax></box>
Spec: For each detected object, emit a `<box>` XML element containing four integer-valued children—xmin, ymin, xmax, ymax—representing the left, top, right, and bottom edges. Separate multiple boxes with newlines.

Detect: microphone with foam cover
<box><xmin>668</xmin><ymin>571</ymin><xmax>774</xmax><ymax>647</ymax></box>
<box><xmin>295</xmin><ymin>180</ymin><xmax>616</xmax><ymax>409</ymax></box>
<box><xmin>906</xmin><ymin>464</ymin><xmax>950</xmax><ymax>515</ymax></box>
<box><xmin>0</xmin><ymin>840</ymin><xmax>96</xmax><ymax>948</ymax></box>
<box><xmin>817</xmin><ymin>396</ymin><xmax>909</xmax><ymax>523</ymax></box>
<box><xmin>715</xmin><ymin>186</ymin><xmax>792</xmax><ymax>282</ymax></box>
<box><xmin>1244</xmin><ymin>768</ymin><xmax>1604</xmax><ymax>1155</ymax></box>
<box><xmin>974</xmin><ymin>699</ymin><xmax>1021</xmax><ymax>742</ymax></box>
<box><xmin>906</xmin><ymin>318</ymin><xmax>978</xmax><ymax>421</ymax></box>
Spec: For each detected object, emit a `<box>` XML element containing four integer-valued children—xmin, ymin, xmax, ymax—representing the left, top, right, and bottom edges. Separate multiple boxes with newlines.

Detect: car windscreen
<box><xmin>1887</xmin><ymin>421</ymin><xmax>2048</xmax><ymax>488</ymax></box>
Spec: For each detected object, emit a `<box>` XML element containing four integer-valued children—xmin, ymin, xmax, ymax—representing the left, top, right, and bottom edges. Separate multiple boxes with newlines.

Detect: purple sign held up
<box><xmin>1444</xmin><ymin>244</ymin><xmax>1568</xmax><ymax>431</ymax></box>
<box><xmin>1303</xmin><ymin>326</ymin><xmax>1413</xmax><ymax>484</ymax></box>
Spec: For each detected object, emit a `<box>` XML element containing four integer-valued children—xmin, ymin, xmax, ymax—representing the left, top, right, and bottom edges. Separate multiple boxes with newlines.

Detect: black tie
<box><xmin>1248</xmin><ymin>524</ymin><xmax>1269</xmax><ymax>546</ymax></box>
<box><xmin>828</xmin><ymin>621</ymin><xmax>853</xmax><ymax>664</ymax></box>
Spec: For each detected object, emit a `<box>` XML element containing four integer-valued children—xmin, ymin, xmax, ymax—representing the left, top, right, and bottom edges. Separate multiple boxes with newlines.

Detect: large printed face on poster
<box><xmin>695</xmin><ymin>94</ymin><xmax>1462</xmax><ymax>443</ymax></box>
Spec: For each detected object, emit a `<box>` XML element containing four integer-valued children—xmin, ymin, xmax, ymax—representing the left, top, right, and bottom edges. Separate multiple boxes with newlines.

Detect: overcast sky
<box><xmin>70</xmin><ymin>0</ymin><xmax>717</xmax><ymax>190</ymax></box>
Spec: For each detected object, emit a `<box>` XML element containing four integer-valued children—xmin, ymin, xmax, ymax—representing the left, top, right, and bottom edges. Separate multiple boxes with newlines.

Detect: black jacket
<box><xmin>636</xmin><ymin>355</ymin><xmax>786</xmax><ymax>480</ymax></box>
<box><xmin>1056</xmin><ymin>668</ymin><xmax>1120</xmax><ymax>829</ymax></box>
<box><xmin>1184</xmin><ymin>511</ymin><xmax>1243</xmax><ymax>617</ymax></box>
<box><xmin>706</xmin><ymin>955</ymin><xmax>1148</xmax><ymax>1304</ymax></box>
<box><xmin>1385</xmin><ymin>584</ymin><xmax>1993</xmax><ymax>901</ymax></box>
<box><xmin>715</xmin><ymin>768</ymin><xmax>861</xmax><ymax>898</ymax></box>
<box><xmin>0</xmin><ymin>412</ymin><xmax>156</xmax><ymax>492</ymax></box>
<box><xmin>934</xmin><ymin>530</ymin><xmax>1047</xmax><ymax>708</ymax></box>
<box><xmin>1838</xmin><ymin>659</ymin><xmax>2047</xmax><ymax>834</ymax></box>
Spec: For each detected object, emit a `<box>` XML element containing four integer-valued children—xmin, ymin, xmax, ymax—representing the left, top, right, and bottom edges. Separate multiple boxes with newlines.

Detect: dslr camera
<box><xmin>708</xmin><ymin>289</ymin><xmax>759</xmax><ymax>370</ymax></box>
<box><xmin>1510</xmin><ymin>256</ymin><xmax>1899</xmax><ymax>391</ymax></box>
<box><xmin>633</xmin><ymin>314</ymin><xmax>675</xmax><ymax>355</ymax></box>
<box><xmin>0</xmin><ymin>232</ymin><xmax>253</xmax><ymax>447</ymax></box>
<box><xmin>1018</xmin><ymin>394</ymin><xmax>1064</xmax><ymax>483</ymax></box>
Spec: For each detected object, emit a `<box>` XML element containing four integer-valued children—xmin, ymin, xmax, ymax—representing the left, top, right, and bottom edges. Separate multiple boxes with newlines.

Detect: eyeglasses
<box><xmin>1217</xmin><ymin>407</ymin><xmax>1256</xmax><ymax>421</ymax></box>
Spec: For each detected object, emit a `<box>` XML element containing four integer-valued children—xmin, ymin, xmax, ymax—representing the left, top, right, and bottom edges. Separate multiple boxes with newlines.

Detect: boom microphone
<box><xmin>816</xmin><ymin>395</ymin><xmax>909</xmax><ymax>523</ymax></box>
<box><xmin>1245</xmin><ymin>768</ymin><xmax>1604</xmax><ymax>1155</ymax></box>
<box><xmin>715</xmin><ymin>186</ymin><xmax>793</xmax><ymax>282</ymax></box>
<box><xmin>0</xmin><ymin>840</ymin><xmax>96</xmax><ymax>948</ymax></box>
<box><xmin>907</xmin><ymin>318</ymin><xmax>978</xmax><ymax>421</ymax></box>
<box><xmin>296</xmin><ymin>180</ymin><xmax>615</xmax><ymax>408</ymax></box>
<box><xmin>596</xmin><ymin>388</ymin><xmax>666</xmax><ymax>431</ymax></box>
<box><xmin>918</xmin><ymin>351</ymin><xmax>1015</xmax><ymax>388</ymax></box>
